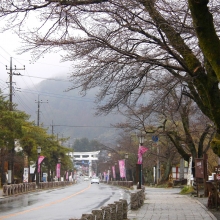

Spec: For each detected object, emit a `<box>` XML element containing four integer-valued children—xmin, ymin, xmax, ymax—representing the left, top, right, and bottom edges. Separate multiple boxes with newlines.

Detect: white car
<box><xmin>84</xmin><ymin>176</ymin><xmax>89</xmax><ymax>181</ymax></box>
<box><xmin>91</xmin><ymin>177</ymin><xmax>100</xmax><ymax>184</ymax></box>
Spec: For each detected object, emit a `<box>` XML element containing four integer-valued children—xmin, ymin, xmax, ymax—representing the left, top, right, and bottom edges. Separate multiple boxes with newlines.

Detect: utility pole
<box><xmin>6</xmin><ymin>57</ymin><xmax>25</xmax><ymax>184</ymax></box>
<box><xmin>34</xmin><ymin>95</ymin><xmax>48</xmax><ymax>184</ymax></box>
<box><xmin>6</xmin><ymin>57</ymin><xmax>25</xmax><ymax>110</ymax></box>
<box><xmin>35</xmin><ymin>94</ymin><xmax>48</xmax><ymax>126</ymax></box>
<box><xmin>52</xmin><ymin>120</ymin><xmax>54</xmax><ymax>135</ymax></box>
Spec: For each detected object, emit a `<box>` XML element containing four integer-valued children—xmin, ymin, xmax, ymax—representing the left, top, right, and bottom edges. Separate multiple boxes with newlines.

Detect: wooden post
<box><xmin>203</xmin><ymin>153</ymin><xmax>208</xmax><ymax>197</ymax></box>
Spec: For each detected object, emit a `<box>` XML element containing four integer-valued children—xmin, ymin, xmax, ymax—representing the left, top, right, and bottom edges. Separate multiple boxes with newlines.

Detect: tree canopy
<box><xmin>0</xmin><ymin>90</ymin><xmax>73</xmax><ymax>183</ymax></box>
<box><xmin>1</xmin><ymin>1</ymin><xmax>220</xmax><ymax>156</ymax></box>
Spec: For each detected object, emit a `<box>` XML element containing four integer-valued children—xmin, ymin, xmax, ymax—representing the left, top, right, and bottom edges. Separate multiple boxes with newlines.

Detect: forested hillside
<box><xmin>14</xmin><ymin>77</ymin><xmax>124</xmax><ymax>146</ymax></box>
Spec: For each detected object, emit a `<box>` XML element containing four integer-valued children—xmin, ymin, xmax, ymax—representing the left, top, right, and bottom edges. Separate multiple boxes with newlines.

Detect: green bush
<box><xmin>180</xmin><ymin>185</ymin><xmax>194</xmax><ymax>194</ymax></box>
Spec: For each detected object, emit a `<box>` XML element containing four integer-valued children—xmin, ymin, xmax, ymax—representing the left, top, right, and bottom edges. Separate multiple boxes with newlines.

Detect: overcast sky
<box><xmin>0</xmin><ymin>31</ymin><xmax>73</xmax><ymax>97</ymax></box>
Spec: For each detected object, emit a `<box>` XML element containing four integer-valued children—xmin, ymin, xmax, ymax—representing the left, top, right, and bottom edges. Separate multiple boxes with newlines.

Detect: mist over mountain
<box><xmin>14</xmin><ymin>76</ymin><xmax>124</xmax><ymax>146</ymax></box>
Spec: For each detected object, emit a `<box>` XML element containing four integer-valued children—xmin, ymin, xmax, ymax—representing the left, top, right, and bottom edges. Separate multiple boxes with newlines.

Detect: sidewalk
<box><xmin>0</xmin><ymin>188</ymin><xmax>4</xmax><ymax>199</ymax></box>
<box><xmin>127</xmin><ymin>187</ymin><xmax>217</xmax><ymax>220</ymax></box>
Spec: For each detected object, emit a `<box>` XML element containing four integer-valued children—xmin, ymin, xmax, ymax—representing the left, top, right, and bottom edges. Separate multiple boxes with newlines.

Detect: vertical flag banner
<box><xmin>137</xmin><ymin>145</ymin><xmax>148</xmax><ymax>164</ymax></box>
<box><xmin>118</xmin><ymin>159</ymin><xmax>126</xmax><ymax>178</ymax></box>
<box><xmin>107</xmin><ymin>170</ymin><xmax>110</xmax><ymax>181</ymax></box>
<box><xmin>66</xmin><ymin>171</ymin><xmax>69</xmax><ymax>180</ymax></box>
<box><xmin>23</xmin><ymin>168</ymin><xmax>29</xmax><ymax>183</ymax></box>
<box><xmin>56</xmin><ymin>163</ymin><xmax>61</xmax><ymax>178</ymax></box>
<box><xmin>38</xmin><ymin>156</ymin><xmax>45</xmax><ymax>173</ymax></box>
<box><xmin>112</xmin><ymin>166</ymin><xmax>116</xmax><ymax>179</ymax></box>
<box><xmin>104</xmin><ymin>171</ymin><xmax>106</xmax><ymax>181</ymax></box>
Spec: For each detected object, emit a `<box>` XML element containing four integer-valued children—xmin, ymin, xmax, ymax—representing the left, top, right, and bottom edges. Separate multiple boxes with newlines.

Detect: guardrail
<box><xmin>2</xmin><ymin>181</ymin><xmax>74</xmax><ymax>196</ymax></box>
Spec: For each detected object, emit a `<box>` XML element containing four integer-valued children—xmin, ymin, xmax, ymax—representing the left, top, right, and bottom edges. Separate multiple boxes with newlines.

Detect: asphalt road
<box><xmin>0</xmin><ymin>179</ymin><xmax>129</xmax><ymax>220</ymax></box>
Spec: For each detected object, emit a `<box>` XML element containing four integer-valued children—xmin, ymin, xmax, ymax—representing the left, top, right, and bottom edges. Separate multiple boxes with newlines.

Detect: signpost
<box><xmin>152</xmin><ymin>135</ymin><xmax>159</xmax><ymax>183</ymax></box>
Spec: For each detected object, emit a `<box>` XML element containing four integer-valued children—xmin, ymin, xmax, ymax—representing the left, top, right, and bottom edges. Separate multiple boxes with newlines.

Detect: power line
<box><xmin>50</xmin><ymin>124</ymin><xmax>114</xmax><ymax>128</ymax></box>
<box><xmin>19</xmin><ymin>88</ymin><xmax>95</xmax><ymax>102</ymax></box>
<box><xmin>20</xmin><ymin>74</ymin><xmax>69</xmax><ymax>82</ymax></box>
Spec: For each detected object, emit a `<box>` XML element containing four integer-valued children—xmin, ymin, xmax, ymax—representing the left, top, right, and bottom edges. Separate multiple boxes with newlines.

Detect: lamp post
<box><xmin>0</xmin><ymin>148</ymin><xmax>1</xmax><ymax>187</ymax></box>
<box><xmin>114</xmin><ymin>161</ymin><xmax>117</xmax><ymax>180</ymax></box>
<box><xmin>137</xmin><ymin>132</ymin><xmax>145</xmax><ymax>189</ymax></box>
<box><xmin>58</xmin><ymin>157</ymin><xmax>61</xmax><ymax>181</ymax></box>
<box><xmin>36</xmin><ymin>146</ymin><xmax>41</xmax><ymax>186</ymax></box>
<box><xmin>125</xmin><ymin>153</ymin><xmax>128</xmax><ymax>181</ymax></box>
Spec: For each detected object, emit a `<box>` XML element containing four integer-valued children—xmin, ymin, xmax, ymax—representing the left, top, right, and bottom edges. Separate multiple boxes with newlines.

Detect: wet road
<box><xmin>0</xmin><ymin>180</ymin><xmax>129</xmax><ymax>220</ymax></box>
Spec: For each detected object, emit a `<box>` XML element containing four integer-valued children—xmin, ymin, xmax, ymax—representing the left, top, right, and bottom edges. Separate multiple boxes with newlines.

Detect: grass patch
<box><xmin>180</xmin><ymin>185</ymin><xmax>194</xmax><ymax>194</ymax></box>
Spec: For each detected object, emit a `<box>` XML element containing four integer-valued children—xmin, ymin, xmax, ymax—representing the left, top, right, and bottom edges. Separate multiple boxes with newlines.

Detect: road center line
<box><xmin>0</xmin><ymin>184</ymin><xmax>91</xmax><ymax>220</ymax></box>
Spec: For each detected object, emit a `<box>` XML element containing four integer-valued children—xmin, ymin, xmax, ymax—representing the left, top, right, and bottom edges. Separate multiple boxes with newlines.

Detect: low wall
<box><xmin>3</xmin><ymin>183</ymin><xmax>36</xmax><ymax>196</ymax></box>
<box><xmin>2</xmin><ymin>181</ymin><xmax>74</xmax><ymax>196</ymax></box>
<box><xmin>70</xmin><ymin>199</ymin><xmax>128</xmax><ymax>220</ymax></box>
<box><xmin>130</xmin><ymin>186</ymin><xmax>145</xmax><ymax>210</ymax></box>
<box><xmin>100</xmin><ymin>180</ymin><xmax>133</xmax><ymax>189</ymax></box>
<box><xmin>38</xmin><ymin>181</ymin><xmax>73</xmax><ymax>189</ymax></box>
<box><xmin>70</xmin><ymin>183</ymin><xmax>145</xmax><ymax>220</ymax></box>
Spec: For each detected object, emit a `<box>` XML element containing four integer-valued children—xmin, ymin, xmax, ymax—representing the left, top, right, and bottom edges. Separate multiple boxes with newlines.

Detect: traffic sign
<box><xmin>152</xmin><ymin>135</ymin><xmax>159</xmax><ymax>142</ymax></box>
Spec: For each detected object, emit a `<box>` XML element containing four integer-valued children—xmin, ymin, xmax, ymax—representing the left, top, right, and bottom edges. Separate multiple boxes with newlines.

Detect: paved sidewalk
<box><xmin>0</xmin><ymin>188</ymin><xmax>4</xmax><ymax>199</ymax></box>
<box><xmin>127</xmin><ymin>187</ymin><xmax>217</xmax><ymax>220</ymax></box>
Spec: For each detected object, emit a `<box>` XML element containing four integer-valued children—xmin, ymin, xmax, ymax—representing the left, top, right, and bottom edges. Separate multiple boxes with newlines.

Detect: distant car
<box><xmin>91</xmin><ymin>176</ymin><xmax>100</xmax><ymax>184</ymax></box>
<box><xmin>84</xmin><ymin>176</ymin><xmax>89</xmax><ymax>181</ymax></box>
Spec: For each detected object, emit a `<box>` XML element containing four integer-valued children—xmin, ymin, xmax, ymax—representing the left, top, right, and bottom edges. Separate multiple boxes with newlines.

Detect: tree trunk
<box><xmin>161</xmin><ymin>158</ymin><xmax>172</xmax><ymax>182</ymax></box>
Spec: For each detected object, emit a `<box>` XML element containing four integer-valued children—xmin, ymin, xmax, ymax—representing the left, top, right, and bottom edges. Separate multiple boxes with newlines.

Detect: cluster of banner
<box><xmin>107</xmin><ymin>145</ymin><xmax>148</xmax><ymax>179</ymax></box>
<box><xmin>110</xmin><ymin>159</ymin><xmax>126</xmax><ymax>179</ymax></box>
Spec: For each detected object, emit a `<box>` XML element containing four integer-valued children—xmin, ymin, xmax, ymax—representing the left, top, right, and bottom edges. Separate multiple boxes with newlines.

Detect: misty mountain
<box><xmin>14</xmin><ymin>77</ymin><xmax>125</xmax><ymax>146</ymax></box>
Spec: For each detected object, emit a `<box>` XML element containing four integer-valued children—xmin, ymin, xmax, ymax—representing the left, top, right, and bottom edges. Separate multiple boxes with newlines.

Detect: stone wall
<box><xmin>2</xmin><ymin>181</ymin><xmax>74</xmax><ymax>196</ymax></box>
<box><xmin>38</xmin><ymin>181</ymin><xmax>73</xmax><ymax>189</ymax></box>
<box><xmin>101</xmin><ymin>180</ymin><xmax>133</xmax><ymax>189</ymax></box>
<box><xmin>70</xmin><ymin>199</ymin><xmax>128</xmax><ymax>220</ymax></box>
<box><xmin>70</xmin><ymin>184</ymin><xmax>145</xmax><ymax>220</ymax></box>
<box><xmin>3</xmin><ymin>183</ymin><xmax>36</xmax><ymax>196</ymax></box>
<box><xmin>130</xmin><ymin>186</ymin><xmax>145</xmax><ymax>210</ymax></box>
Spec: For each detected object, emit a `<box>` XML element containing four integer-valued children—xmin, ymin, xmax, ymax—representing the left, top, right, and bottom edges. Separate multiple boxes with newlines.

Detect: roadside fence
<box><xmin>2</xmin><ymin>181</ymin><xmax>74</xmax><ymax>196</ymax></box>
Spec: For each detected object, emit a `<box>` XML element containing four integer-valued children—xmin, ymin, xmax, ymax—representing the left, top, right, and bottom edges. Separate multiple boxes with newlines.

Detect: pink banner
<box><xmin>112</xmin><ymin>166</ymin><xmax>116</xmax><ymax>179</ymax></box>
<box><xmin>118</xmin><ymin>160</ymin><xmax>126</xmax><ymax>178</ymax></box>
<box><xmin>103</xmin><ymin>172</ymin><xmax>106</xmax><ymax>181</ymax></box>
<box><xmin>38</xmin><ymin>156</ymin><xmax>45</xmax><ymax>173</ymax></box>
<box><xmin>137</xmin><ymin>145</ymin><xmax>148</xmax><ymax>164</ymax></box>
<box><xmin>66</xmin><ymin>171</ymin><xmax>68</xmax><ymax>180</ymax></box>
<box><xmin>56</xmin><ymin>163</ymin><xmax>61</xmax><ymax>178</ymax></box>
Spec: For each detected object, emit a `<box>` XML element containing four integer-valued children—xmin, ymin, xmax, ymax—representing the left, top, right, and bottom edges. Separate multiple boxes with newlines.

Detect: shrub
<box><xmin>180</xmin><ymin>185</ymin><xmax>194</xmax><ymax>194</ymax></box>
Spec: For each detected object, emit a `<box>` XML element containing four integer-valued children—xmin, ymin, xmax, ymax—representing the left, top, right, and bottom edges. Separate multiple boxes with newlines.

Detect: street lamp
<box><xmin>137</xmin><ymin>132</ymin><xmax>145</xmax><ymax>189</ymax></box>
<box><xmin>0</xmin><ymin>148</ymin><xmax>1</xmax><ymax>187</ymax></box>
<box><xmin>125</xmin><ymin>153</ymin><xmax>128</xmax><ymax>181</ymax></box>
<box><xmin>114</xmin><ymin>161</ymin><xmax>117</xmax><ymax>180</ymax></box>
<box><xmin>58</xmin><ymin>157</ymin><xmax>61</xmax><ymax>181</ymax></box>
<box><xmin>36</xmin><ymin>146</ymin><xmax>41</xmax><ymax>186</ymax></box>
